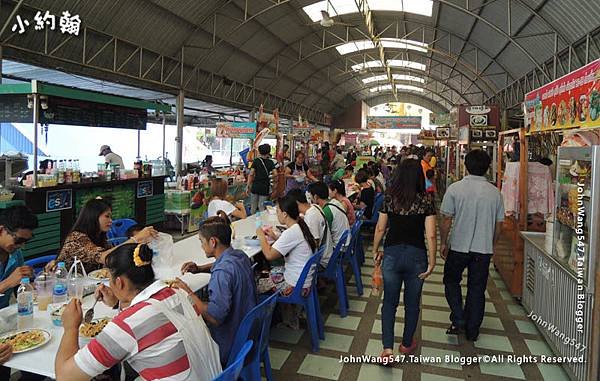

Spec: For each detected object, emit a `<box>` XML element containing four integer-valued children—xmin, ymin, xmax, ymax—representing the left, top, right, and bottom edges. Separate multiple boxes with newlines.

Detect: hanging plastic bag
<box><xmin>149</xmin><ymin>233</ymin><xmax>175</xmax><ymax>279</ymax></box>
<box><xmin>147</xmin><ymin>289</ymin><xmax>222</xmax><ymax>380</ymax></box>
<box><xmin>371</xmin><ymin>261</ymin><xmax>383</xmax><ymax>296</ymax></box>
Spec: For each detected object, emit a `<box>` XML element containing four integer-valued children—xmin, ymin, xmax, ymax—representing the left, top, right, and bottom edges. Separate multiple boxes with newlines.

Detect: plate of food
<box><xmin>88</xmin><ymin>268</ymin><xmax>110</xmax><ymax>280</ymax></box>
<box><xmin>0</xmin><ymin>329</ymin><xmax>51</xmax><ymax>353</ymax></box>
<box><xmin>79</xmin><ymin>318</ymin><xmax>110</xmax><ymax>344</ymax></box>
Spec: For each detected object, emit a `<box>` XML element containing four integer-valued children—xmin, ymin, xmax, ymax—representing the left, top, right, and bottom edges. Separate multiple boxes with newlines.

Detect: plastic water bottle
<box><xmin>255</xmin><ymin>211</ymin><xmax>262</xmax><ymax>229</ymax></box>
<box><xmin>17</xmin><ymin>278</ymin><xmax>34</xmax><ymax>329</ymax></box>
<box><xmin>52</xmin><ymin>262</ymin><xmax>68</xmax><ymax>304</ymax></box>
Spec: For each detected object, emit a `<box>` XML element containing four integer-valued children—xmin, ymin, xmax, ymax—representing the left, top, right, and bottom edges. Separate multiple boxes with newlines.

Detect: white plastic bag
<box><xmin>149</xmin><ymin>233</ymin><xmax>175</xmax><ymax>279</ymax></box>
<box><xmin>147</xmin><ymin>289</ymin><xmax>222</xmax><ymax>380</ymax></box>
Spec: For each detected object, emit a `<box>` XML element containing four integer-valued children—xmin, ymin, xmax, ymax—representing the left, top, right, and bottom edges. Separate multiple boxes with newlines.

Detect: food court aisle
<box><xmin>266</xmin><ymin>239</ymin><xmax>572</xmax><ymax>381</ymax></box>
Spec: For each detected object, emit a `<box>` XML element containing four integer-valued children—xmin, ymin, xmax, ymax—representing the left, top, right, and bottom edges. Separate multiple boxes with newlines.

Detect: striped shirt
<box><xmin>74</xmin><ymin>281</ymin><xmax>202</xmax><ymax>380</ymax></box>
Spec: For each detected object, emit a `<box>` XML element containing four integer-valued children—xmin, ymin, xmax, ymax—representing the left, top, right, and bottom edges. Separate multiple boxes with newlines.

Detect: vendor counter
<box><xmin>520</xmin><ymin>232</ymin><xmax>595</xmax><ymax>381</ymax></box>
<box><xmin>12</xmin><ymin>176</ymin><xmax>166</xmax><ymax>258</ymax></box>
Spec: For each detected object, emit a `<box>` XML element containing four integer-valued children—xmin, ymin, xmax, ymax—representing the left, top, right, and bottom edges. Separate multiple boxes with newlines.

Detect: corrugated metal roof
<box><xmin>4</xmin><ymin>0</ymin><xmax>599</xmax><ymax>115</ymax></box>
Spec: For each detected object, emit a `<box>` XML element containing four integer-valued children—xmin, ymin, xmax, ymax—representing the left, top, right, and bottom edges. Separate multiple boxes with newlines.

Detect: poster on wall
<box><xmin>344</xmin><ymin>133</ymin><xmax>358</xmax><ymax>145</ymax></box>
<box><xmin>216</xmin><ymin>122</ymin><xmax>257</xmax><ymax>139</ymax></box>
<box><xmin>525</xmin><ymin>57</ymin><xmax>600</xmax><ymax>133</ymax></box>
<box><xmin>366</xmin><ymin>116</ymin><xmax>422</xmax><ymax>129</ymax></box>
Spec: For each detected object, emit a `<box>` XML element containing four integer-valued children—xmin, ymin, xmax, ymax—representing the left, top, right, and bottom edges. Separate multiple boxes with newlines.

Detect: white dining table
<box><xmin>0</xmin><ymin>211</ymin><xmax>279</xmax><ymax>379</ymax></box>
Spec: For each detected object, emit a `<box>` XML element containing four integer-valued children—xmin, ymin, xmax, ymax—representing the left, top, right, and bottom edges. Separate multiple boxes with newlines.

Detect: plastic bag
<box><xmin>371</xmin><ymin>262</ymin><xmax>383</xmax><ymax>296</ymax></box>
<box><xmin>149</xmin><ymin>233</ymin><xmax>175</xmax><ymax>279</ymax></box>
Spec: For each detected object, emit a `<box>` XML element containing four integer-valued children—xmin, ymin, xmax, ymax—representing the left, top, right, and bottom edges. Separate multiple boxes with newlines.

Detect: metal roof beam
<box><xmin>365</xmin><ymin>92</ymin><xmax>450</xmax><ymax>114</ymax></box>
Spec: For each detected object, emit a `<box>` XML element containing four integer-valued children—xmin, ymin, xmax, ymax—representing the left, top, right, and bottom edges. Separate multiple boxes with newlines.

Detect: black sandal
<box><xmin>446</xmin><ymin>324</ymin><xmax>463</xmax><ymax>335</ymax></box>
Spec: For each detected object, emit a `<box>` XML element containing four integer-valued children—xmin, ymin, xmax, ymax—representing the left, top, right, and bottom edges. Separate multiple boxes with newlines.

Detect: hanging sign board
<box><xmin>293</xmin><ymin>121</ymin><xmax>311</xmax><ymax>138</ymax></box>
<box><xmin>41</xmin><ymin>96</ymin><xmax>147</xmax><ymax>130</ymax></box>
<box><xmin>525</xmin><ymin>58</ymin><xmax>600</xmax><ymax>133</ymax></box>
<box><xmin>0</xmin><ymin>95</ymin><xmax>32</xmax><ymax>122</ymax></box>
<box><xmin>343</xmin><ymin>133</ymin><xmax>358</xmax><ymax>145</ymax></box>
<box><xmin>216</xmin><ymin>122</ymin><xmax>257</xmax><ymax>139</ymax></box>
<box><xmin>431</xmin><ymin>113</ymin><xmax>451</xmax><ymax>126</ymax></box>
<box><xmin>366</xmin><ymin>116</ymin><xmax>422</xmax><ymax>129</ymax></box>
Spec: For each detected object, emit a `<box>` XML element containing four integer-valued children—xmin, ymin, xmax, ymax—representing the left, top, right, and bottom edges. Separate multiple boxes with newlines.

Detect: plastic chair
<box><xmin>214</xmin><ymin>340</ymin><xmax>253</xmax><ymax>381</ymax></box>
<box><xmin>362</xmin><ymin>192</ymin><xmax>384</xmax><ymax>228</ymax></box>
<box><xmin>24</xmin><ymin>254</ymin><xmax>57</xmax><ymax>275</ymax></box>
<box><xmin>227</xmin><ymin>292</ymin><xmax>279</xmax><ymax>381</ymax></box>
<box><xmin>276</xmin><ymin>246</ymin><xmax>325</xmax><ymax>352</ymax></box>
<box><xmin>344</xmin><ymin>220</ymin><xmax>364</xmax><ymax>296</ymax></box>
<box><xmin>107</xmin><ymin>218</ymin><xmax>137</xmax><ymax>240</ymax></box>
<box><xmin>354</xmin><ymin>208</ymin><xmax>365</xmax><ymax>220</ymax></box>
<box><xmin>318</xmin><ymin>230</ymin><xmax>350</xmax><ymax>317</ymax></box>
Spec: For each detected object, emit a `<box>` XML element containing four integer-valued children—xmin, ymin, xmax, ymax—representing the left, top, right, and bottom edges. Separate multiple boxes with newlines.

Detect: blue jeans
<box><xmin>443</xmin><ymin>250</ymin><xmax>491</xmax><ymax>338</ymax></box>
<box><xmin>381</xmin><ymin>244</ymin><xmax>427</xmax><ymax>348</ymax></box>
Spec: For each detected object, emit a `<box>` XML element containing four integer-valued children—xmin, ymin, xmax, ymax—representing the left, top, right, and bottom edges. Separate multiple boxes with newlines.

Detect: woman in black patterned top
<box><xmin>371</xmin><ymin>159</ymin><xmax>437</xmax><ymax>360</ymax></box>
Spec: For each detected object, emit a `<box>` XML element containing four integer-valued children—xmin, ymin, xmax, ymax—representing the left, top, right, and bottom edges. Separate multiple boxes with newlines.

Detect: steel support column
<box><xmin>176</xmin><ymin>90</ymin><xmax>184</xmax><ymax>174</ymax></box>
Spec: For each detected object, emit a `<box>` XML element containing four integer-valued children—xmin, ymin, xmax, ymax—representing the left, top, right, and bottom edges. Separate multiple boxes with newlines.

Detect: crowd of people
<box><xmin>0</xmin><ymin>140</ymin><xmax>505</xmax><ymax>380</ymax></box>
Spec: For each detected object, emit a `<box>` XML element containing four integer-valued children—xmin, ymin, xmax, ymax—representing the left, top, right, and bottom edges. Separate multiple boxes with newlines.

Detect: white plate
<box><xmin>88</xmin><ymin>269</ymin><xmax>110</xmax><ymax>280</ymax></box>
<box><xmin>0</xmin><ymin>329</ymin><xmax>52</xmax><ymax>354</ymax></box>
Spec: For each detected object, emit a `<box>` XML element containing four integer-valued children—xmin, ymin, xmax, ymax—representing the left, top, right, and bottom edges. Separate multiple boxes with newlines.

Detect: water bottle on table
<box><xmin>53</xmin><ymin>262</ymin><xmax>68</xmax><ymax>304</ymax></box>
<box><xmin>17</xmin><ymin>278</ymin><xmax>34</xmax><ymax>329</ymax></box>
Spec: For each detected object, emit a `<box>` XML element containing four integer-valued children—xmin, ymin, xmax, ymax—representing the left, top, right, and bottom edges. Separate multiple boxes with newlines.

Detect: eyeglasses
<box><xmin>6</xmin><ymin>229</ymin><xmax>32</xmax><ymax>245</ymax></box>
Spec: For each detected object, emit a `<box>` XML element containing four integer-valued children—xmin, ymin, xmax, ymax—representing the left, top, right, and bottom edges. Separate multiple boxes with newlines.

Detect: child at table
<box><xmin>176</xmin><ymin>214</ymin><xmax>257</xmax><ymax>366</ymax></box>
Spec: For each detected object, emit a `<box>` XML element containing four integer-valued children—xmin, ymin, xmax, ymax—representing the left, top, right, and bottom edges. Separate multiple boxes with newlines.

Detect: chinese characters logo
<box><xmin>12</xmin><ymin>11</ymin><xmax>81</xmax><ymax>35</ymax></box>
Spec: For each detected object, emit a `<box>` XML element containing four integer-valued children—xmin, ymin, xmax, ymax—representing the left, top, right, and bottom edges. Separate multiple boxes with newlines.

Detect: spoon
<box><xmin>84</xmin><ymin>296</ymin><xmax>101</xmax><ymax>323</ymax></box>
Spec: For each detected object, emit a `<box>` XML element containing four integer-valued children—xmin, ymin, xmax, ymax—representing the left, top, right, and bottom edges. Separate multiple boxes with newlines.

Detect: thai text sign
<box><xmin>525</xmin><ymin>58</ymin><xmax>600</xmax><ymax>133</ymax></box>
<box><xmin>216</xmin><ymin>122</ymin><xmax>257</xmax><ymax>139</ymax></box>
<box><xmin>366</xmin><ymin>116</ymin><xmax>421</xmax><ymax>129</ymax></box>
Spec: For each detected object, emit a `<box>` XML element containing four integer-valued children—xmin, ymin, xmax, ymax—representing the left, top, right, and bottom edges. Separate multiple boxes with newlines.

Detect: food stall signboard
<box><xmin>344</xmin><ymin>133</ymin><xmax>358</xmax><ymax>145</ymax></box>
<box><xmin>46</xmin><ymin>189</ymin><xmax>72</xmax><ymax>212</ymax></box>
<box><xmin>216</xmin><ymin>122</ymin><xmax>257</xmax><ymax>139</ymax></box>
<box><xmin>366</xmin><ymin>116</ymin><xmax>422</xmax><ymax>129</ymax></box>
<box><xmin>525</xmin><ymin>57</ymin><xmax>600</xmax><ymax>133</ymax></box>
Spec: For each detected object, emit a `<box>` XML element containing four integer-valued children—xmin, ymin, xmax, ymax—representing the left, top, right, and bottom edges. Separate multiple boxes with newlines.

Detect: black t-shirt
<box><xmin>286</xmin><ymin>162</ymin><xmax>309</xmax><ymax>174</ymax></box>
<box><xmin>359</xmin><ymin>186</ymin><xmax>375</xmax><ymax>219</ymax></box>
<box><xmin>251</xmin><ymin>157</ymin><xmax>276</xmax><ymax>195</ymax></box>
<box><xmin>381</xmin><ymin>193</ymin><xmax>436</xmax><ymax>249</ymax></box>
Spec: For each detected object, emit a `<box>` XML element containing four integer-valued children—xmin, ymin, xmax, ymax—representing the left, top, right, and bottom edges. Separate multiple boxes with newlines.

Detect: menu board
<box><xmin>75</xmin><ymin>184</ymin><xmax>135</xmax><ymax>220</ymax></box>
<box><xmin>0</xmin><ymin>95</ymin><xmax>32</xmax><ymax>122</ymax></box>
<box><xmin>366</xmin><ymin>116</ymin><xmax>422</xmax><ymax>129</ymax></box>
<box><xmin>41</xmin><ymin>96</ymin><xmax>147</xmax><ymax>130</ymax></box>
<box><xmin>525</xmin><ymin>57</ymin><xmax>600</xmax><ymax>133</ymax></box>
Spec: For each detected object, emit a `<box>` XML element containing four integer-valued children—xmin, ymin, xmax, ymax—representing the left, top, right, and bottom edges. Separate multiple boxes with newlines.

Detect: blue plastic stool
<box><xmin>345</xmin><ymin>220</ymin><xmax>364</xmax><ymax>296</ymax></box>
<box><xmin>318</xmin><ymin>230</ymin><xmax>350</xmax><ymax>317</ymax></box>
<box><xmin>24</xmin><ymin>254</ymin><xmax>57</xmax><ymax>275</ymax></box>
<box><xmin>107</xmin><ymin>218</ymin><xmax>137</xmax><ymax>241</ymax></box>
<box><xmin>228</xmin><ymin>292</ymin><xmax>279</xmax><ymax>381</ymax></box>
<box><xmin>214</xmin><ymin>340</ymin><xmax>253</xmax><ymax>381</ymax></box>
<box><xmin>275</xmin><ymin>246</ymin><xmax>325</xmax><ymax>352</ymax></box>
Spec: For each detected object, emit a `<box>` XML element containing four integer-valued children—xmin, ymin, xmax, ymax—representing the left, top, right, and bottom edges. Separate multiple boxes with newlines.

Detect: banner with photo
<box><xmin>525</xmin><ymin>57</ymin><xmax>600</xmax><ymax>133</ymax></box>
<box><xmin>366</xmin><ymin>116</ymin><xmax>422</xmax><ymax>129</ymax></box>
<box><xmin>216</xmin><ymin>122</ymin><xmax>257</xmax><ymax>139</ymax></box>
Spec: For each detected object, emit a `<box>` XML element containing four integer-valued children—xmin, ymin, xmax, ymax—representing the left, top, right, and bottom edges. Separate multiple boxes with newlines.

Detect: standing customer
<box><xmin>440</xmin><ymin>150</ymin><xmax>504</xmax><ymax>341</ymax></box>
<box><xmin>372</xmin><ymin>159</ymin><xmax>436</xmax><ymax>358</ymax></box>
<box><xmin>247</xmin><ymin>143</ymin><xmax>278</xmax><ymax>214</ymax></box>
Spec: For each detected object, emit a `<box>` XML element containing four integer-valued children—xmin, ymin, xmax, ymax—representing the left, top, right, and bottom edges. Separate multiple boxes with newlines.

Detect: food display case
<box><xmin>552</xmin><ymin>146</ymin><xmax>599</xmax><ymax>291</ymax></box>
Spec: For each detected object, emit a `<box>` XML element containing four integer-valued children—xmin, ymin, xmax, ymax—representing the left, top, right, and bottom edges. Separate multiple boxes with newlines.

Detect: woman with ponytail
<box><xmin>56</xmin><ymin>243</ymin><xmax>222</xmax><ymax>381</ymax></box>
<box><xmin>257</xmin><ymin>194</ymin><xmax>317</xmax><ymax>293</ymax></box>
<box><xmin>256</xmin><ymin>194</ymin><xmax>317</xmax><ymax>329</ymax></box>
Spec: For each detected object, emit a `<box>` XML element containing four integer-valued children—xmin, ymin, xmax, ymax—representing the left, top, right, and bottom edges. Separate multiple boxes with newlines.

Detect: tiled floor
<box><xmin>266</xmin><ymin>236</ymin><xmax>572</xmax><ymax>381</ymax></box>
